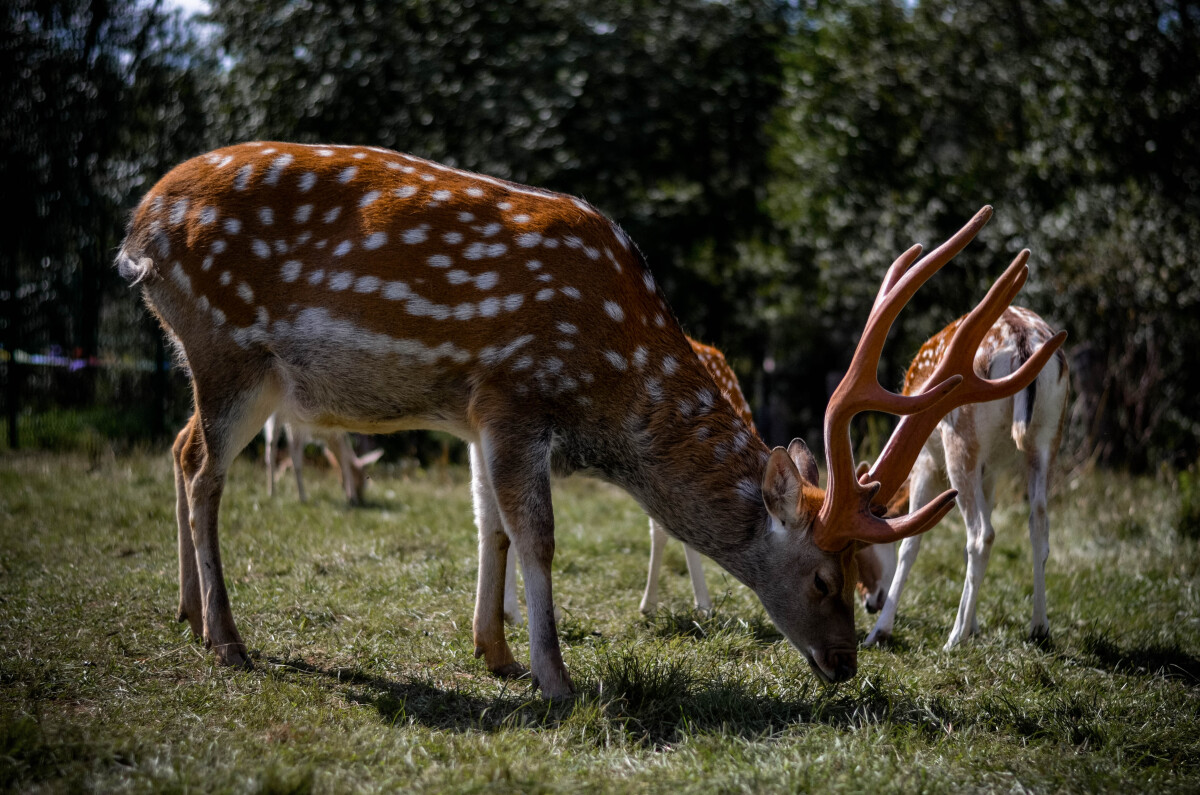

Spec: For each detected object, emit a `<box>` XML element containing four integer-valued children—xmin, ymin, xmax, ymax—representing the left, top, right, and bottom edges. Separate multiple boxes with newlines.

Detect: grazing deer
<box><xmin>116</xmin><ymin>141</ymin><xmax>1061</xmax><ymax>697</ymax></box>
<box><xmin>263</xmin><ymin>413</ymin><xmax>383</xmax><ymax>504</ymax></box>
<box><xmin>862</xmin><ymin>306</ymin><xmax>1070</xmax><ymax>649</ymax></box>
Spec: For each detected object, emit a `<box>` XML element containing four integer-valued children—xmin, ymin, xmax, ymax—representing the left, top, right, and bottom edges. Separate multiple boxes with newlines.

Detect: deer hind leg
<box><xmin>478</xmin><ymin>426</ymin><xmax>573</xmax><ymax>698</ymax></box>
<box><xmin>174</xmin><ymin>418</ymin><xmax>203</xmax><ymax>637</ymax></box>
<box><xmin>182</xmin><ymin>366</ymin><xmax>280</xmax><ymax>667</ymax></box>
<box><xmin>1027</xmin><ymin>447</ymin><xmax>1052</xmax><ymax>641</ymax></box>
<box><xmin>639</xmin><ymin>519</ymin><xmax>669</xmax><ymax>615</ymax></box>
<box><xmin>864</xmin><ymin>461</ymin><xmax>942</xmax><ymax>647</ymax></box>
<box><xmin>470</xmin><ymin>443</ymin><xmax>524</xmax><ymax>678</ymax></box>
<box><xmin>945</xmin><ymin>460</ymin><xmax>995</xmax><ymax>650</ymax></box>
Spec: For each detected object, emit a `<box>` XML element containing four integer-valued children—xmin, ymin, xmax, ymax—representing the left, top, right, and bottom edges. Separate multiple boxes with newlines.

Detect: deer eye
<box><xmin>814</xmin><ymin>572</ymin><xmax>830</xmax><ymax>597</ymax></box>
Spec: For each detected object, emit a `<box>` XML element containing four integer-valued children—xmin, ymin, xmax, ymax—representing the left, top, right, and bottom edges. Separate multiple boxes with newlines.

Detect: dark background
<box><xmin>3</xmin><ymin>0</ymin><xmax>1198</xmax><ymax>472</ymax></box>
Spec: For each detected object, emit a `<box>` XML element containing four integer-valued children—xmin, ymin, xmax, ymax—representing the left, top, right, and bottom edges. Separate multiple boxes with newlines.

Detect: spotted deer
<box><xmin>263</xmin><ymin>413</ymin><xmax>384</xmax><ymax>504</ymax></box>
<box><xmin>862</xmin><ymin>306</ymin><xmax>1070</xmax><ymax>649</ymax></box>
<box><xmin>116</xmin><ymin>141</ymin><xmax>1062</xmax><ymax>697</ymax></box>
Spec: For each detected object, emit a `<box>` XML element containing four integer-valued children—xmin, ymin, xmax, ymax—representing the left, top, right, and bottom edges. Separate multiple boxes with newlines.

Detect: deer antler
<box><xmin>812</xmin><ymin>206</ymin><xmax>1067</xmax><ymax>552</ymax></box>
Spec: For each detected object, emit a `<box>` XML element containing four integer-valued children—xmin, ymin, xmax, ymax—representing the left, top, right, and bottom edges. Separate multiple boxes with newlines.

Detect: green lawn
<box><xmin>1</xmin><ymin>451</ymin><xmax>1198</xmax><ymax>792</ymax></box>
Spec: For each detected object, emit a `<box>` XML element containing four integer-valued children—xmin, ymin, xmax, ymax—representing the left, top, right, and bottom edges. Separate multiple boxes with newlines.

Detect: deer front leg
<box><xmin>173</xmin><ymin>418</ymin><xmax>202</xmax><ymax>638</ymax></box>
<box><xmin>864</xmin><ymin>465</ymin><xmax>942</xmax><ymax>646</ymax></box>
<box><xmin>470</xmin><ymin>443</ymin><xmax>525</xmax><ymax>677</ymax></box>
<box><xmin>479</xmin><ymin>428</ymin><xmax>573</xmax><ymax>699</ymax></box>
<box><xmin>945</xmin><ymin>462</ymin><xmax>994</xmax><ymax>650</ymax></box>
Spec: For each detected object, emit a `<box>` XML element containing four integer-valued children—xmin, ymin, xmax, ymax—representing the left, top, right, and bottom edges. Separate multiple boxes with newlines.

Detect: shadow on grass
<box><xmin>264</xmin><ymin>653</ymin><xmax>963</xmax><ymax>748</ymax></box>
<box><xmin>646</xmin><ymin>607</ymin><xmax>782</xmax><ymax>644</ymax></box>
<box><xmin>1078</xmin><ymin>630</ymin><xmax>1200</xmax><ymax>684</ymax></box>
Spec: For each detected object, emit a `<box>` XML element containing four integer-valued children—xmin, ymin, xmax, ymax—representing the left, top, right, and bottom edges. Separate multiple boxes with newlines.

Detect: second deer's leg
<box><xmin>945</xmin><ymin>459</ymin><xmax>994</xmax><ymax>649</ymax></box>
<box><xmin>682</xmin><ymin>542</ymin><xmax>711</xmax><ymax>614</ymax></box>
<box><xmin>264</xmin><ymin>413</ymin><xmax>279</xmax><ymax>498</ymax></box>
<box><xmin>284</xmin><ymin>421</ymin><xmax>308</xmax><ymax>503</ymax></box>
<box><xmin>1027</xmin><ymin>447</ymin><xmax>1052</xmax><ymax>641</ymax></box>
<box><xmin>470</xmin><ymin>443</ymin><xmax>524</xmax><ymax>677</ymax></box>
<box><xmin>639</xmin><ymin>519</ymin><xmax>669</xmax><ymax>615</ymax></box>
<box><xmin>864</xmin><ymin>460</ymin><xmax>942</xmax><ymax>646</ymax></box>
<box><xmin>502</xmin><ymin>543</ymin><xmax>523</xmax><ymax>626</ymax></box>
<box><xmin>479</xmin><ymin>427</ymin><xmax>573</xmax><ymax>698</ymax></box>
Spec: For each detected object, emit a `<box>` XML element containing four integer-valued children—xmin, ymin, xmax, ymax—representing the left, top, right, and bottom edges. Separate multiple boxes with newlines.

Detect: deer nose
<box><xmin>825</xmin><ymin>649</ymin><xmax>857</xmax><ymax>682</ymax></box>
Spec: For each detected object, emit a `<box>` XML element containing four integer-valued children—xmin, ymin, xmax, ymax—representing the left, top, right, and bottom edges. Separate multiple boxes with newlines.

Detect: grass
<box><xmin>1</xmin><ymin>450</ymin><xmax>1199</xmax><ymax>792</ymax></box>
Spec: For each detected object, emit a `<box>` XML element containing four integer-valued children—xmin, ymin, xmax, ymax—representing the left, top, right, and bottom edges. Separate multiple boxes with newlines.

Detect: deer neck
<box><xmin>589</xmin><ymin>364</ymin><xmax>774</xmax><ymax>590</ymax></box>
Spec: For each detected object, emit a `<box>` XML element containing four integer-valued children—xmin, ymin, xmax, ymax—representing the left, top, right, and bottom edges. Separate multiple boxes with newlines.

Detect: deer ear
<box><xmin>762</xmin><ymin>447</ymin><xmax>801</xmax><ymax>527</ymax></box>
<box><xmin>356</xmin><ymin>448</ymin><xmax>385</xmax><ymax>467</ymax></box>
<box><xmin>786</xmin><ymin>438</ymin><xmax>820</xmax><ymax>486</ymax></box>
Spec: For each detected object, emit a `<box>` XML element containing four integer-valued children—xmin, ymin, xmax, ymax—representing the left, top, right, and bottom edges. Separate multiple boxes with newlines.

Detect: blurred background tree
<box><xmin>3</xmin><ymin>0</ymin><xmax>1197</xmax><ymax>471</ymax></box>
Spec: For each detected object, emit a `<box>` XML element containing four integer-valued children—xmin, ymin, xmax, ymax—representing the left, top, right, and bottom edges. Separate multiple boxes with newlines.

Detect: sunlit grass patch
<box><xmin>1</xmin><ymin>451</ymin><xmax>1198</xmax><ymax>792</ymax></box>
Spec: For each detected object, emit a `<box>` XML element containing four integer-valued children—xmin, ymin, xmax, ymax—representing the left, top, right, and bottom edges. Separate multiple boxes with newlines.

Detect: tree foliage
<box><xmin>5</xmin><ymin>0</ymin><xmax>1198</xmax><ymax>469</ymax></box>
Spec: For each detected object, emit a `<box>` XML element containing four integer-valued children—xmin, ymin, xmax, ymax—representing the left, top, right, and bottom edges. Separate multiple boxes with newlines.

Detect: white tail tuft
<box><xmin>116</xmin><ymin>248</ymin><xmax>154</xmax><ymax>285</ymax></box>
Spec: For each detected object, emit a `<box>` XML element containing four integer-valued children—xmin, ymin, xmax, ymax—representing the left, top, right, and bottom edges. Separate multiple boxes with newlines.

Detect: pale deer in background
<box><xmin>263</xmin><ymin>413</ymin><xmax>383</xmax><ymax>504</ymax></box>
<box><xmin>862</xmin><ymin>306</ymin><xmax>1070</xmax><ymax>649</ymax></box>
<box><xmin>117</xmin><ymin>141</ymin><xmax>1061</xmax><ymax>697</ymax></box>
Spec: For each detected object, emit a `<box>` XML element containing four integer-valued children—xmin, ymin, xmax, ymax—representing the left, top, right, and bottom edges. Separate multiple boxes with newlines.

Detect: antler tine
<box><xmin>813</xmin><ymin>207</ymin><xmax>994</xmax><ymax>553</ymax></box>
<box><xmin>865</xmin><ymin>251</ymin><xmax>1068</xmax><ymax>508</ymax></box>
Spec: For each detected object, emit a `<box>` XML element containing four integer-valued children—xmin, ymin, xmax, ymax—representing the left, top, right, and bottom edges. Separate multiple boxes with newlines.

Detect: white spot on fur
<box><xmin>259</xmin><ymin>207</ymin><xmax>274</xmax><ymax>226</ymax></box>
<box><xmin>427</xmin><ymin>254</ymin><xmax>452</xmax><ymax>268</ymax></box>
<box><xmin>281</xmin><ymin>260</ymin><xmax>302</xmax><ymax>282</ymax></box>
<box><xmin>237</xmin><ymin>282</ymin><xmax>254</xmax><ymax>303</ymax></box>
<box><xmin>338</xmin><ymin>167</ymin><xmax>358</xmax><ymax>183</ymax></box>
<box><xmin>383</xmin><ymin>281</ymin><xmax>410</xmax><ymax>300</ymax></box>
<box><xmin>604</xmin><ymin>301</ymin><xmax>625</xmax><ymax>322</ymax></box>
<box><xmin>307</xmin><ymin>269</ymin><xmax>325</xmax><ymax>285</ymax></box>
<box><xmin>329</xmin><ymin>271</ymin><xmax>353</xmax><ymax>291</ymax></box>
<box><xmin>324</xmin><ymin>207</ymin><xmax>342</xmax><ymax>224</ymax></box>
<box><xmin>299</xmin><ymin>172</ymin><xmax>318</xmax><ymax>192</ymax></box>
<box><xmin>363</xmin><ymin>231</ymin><xmax>387</xmax><ymax>250</ymax></box>
<box><xmin>394</xmin><ymin>185</ymin><xmax>418</xmax><ymax>199</ymax></box>
<box><xmin>223</xmin><ymin>218</ymin><xmax>242</xmax><ymax>235</ymax></box>
<box><xmin>169</xmin><ymin>198</ymin><xmax>189</xmax><ymax>225</ymax></box>
<box><xmin>199</xmin><ymin>206</ymin><xmax>217</xmax><ymax>225</ymax></box>
<box><xmin>294</xmin><ymin>204</ymin><xmax>313</xmax><ymax>224</ymax></box>
<box><xmin>264</xmin><ymin>154</ymin><xmax>293</xmax><ymax>185</ymax></box>
<box><xmin>561</xmin><ymin>286</ymin><xmax>581</xmax><ymax>299</ymax></box>
<box><xmin>662</xmin><ymin>355</ymin><xmax>678</xmax><ymax>376</ymax></box>
<box><xmin>536</xmin><ymin>288</ymin><xmax>555</xmax><ymax>301</ymax></box>
<box><xmin>252</xmin><ymin>240</ymin><xmax>270</xmax><ymax>258</ymax></box>
<box><xmin>403</xmin><ymin>225</ymin><xmax>430</xmax><ymax>244</ymax></box>
<box><xmin>443</xmin><ymin>231</ymin><xmax>463</xmax><ymax>245</ymax></box>
<box><xmin>557</xmin><ymin>321</ymin><xmax>577</xmax><ymax>334</ymax></box>
<box><xmin>517</xmin><ymin>232</ymin><xmax>542</xmax><ymax>248</ymax></box>
<box><xmin>234</xmin><ymin>164</ymin><xmax>254</xmax><ymax>190</ymax></box>
<box><xmin>354</xmin><ymin>275</ymin><xmax>380</xmax><ymax>293</ymax></box>
<box><xmin>333</xmin><ymin>240</ymin><xmax>353</xmax><ymax>257</ymax></box>
<box><xmin>604</xmin><ymin>351</ymin><xmax>627</xmax><ymax>371</ymax></box>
